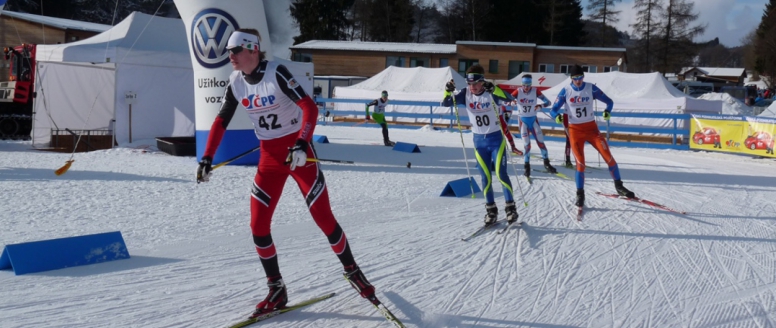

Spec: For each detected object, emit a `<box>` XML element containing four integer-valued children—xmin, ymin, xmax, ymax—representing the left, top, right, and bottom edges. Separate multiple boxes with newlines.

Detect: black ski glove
<box><xmin>445</xmin><ymin>79</ymin><xmax>456</xmax><ymax>92</ymax></box>
<box><xmin>196</xmin><ymin>156</ymin><xmax>212</xmax><ymax>183</ymax></box>
<box><xmin>483</xmin><ymin>81</ymin><xmax>495</xmax><ymax>93</ymax></box>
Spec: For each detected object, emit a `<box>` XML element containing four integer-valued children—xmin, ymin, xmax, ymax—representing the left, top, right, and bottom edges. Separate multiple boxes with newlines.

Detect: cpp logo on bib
<box><xmin>190</xmin><ymin>8</ymin><xmax>239</xmax><ymax>69</ymax></box>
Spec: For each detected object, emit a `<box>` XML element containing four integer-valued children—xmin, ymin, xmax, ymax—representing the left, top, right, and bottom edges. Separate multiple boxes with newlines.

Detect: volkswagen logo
<box><xmin>190</xmin><ymin>8</ymin><xmax>239</xmax><ymax>69</ymax></box>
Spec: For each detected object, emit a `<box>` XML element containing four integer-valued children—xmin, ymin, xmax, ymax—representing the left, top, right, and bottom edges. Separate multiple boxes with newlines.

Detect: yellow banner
<box><xmin>690</xmin><ymin>114</ymin><xmax>776</xmax><ymax>157</ymax></box>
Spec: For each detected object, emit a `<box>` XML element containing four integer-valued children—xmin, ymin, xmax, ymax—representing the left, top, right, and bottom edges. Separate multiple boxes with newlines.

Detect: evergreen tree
<box><xmin>655</xmin><ymin>0</ymin><xmax>705</xmax><ymax>76</ymax></box>
<box><xmin>586</xmin><ymin>0</ymin><xmax>621</xmax><ymax>46</ymax></box>
<box><xmin>630</xmin><ymin>0</ymin><xmax>663</xmax><ymax>72</ymax></box>
<box><xmin>290</xmin><ymin>0</ymin><xmax>354</xmax><ymax>44</ymax></box>
<box><xmin>755</xmin><ymin>0</ymin><xmax>776</xmax><ymax>87</ymax></box>
<box><xmin>542</xmin><ymin>0</ymin><xmax>585</xmax><ymax>46</ymax></box>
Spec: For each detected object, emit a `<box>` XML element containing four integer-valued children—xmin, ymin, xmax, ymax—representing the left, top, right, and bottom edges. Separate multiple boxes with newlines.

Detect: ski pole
<box><xmin>307</xmin><ymin>158</ymin><xmax>355</xmax><ymax>164</ymax></box>
<box><xmin>212</xmin><ymin>145</ymin><xmax>261</xmax><ymax>170</ymax></box>
<box><xmin>449</xmin><ymin>88</ymin><xmax>477</xmax><ymax>199</ymax></box>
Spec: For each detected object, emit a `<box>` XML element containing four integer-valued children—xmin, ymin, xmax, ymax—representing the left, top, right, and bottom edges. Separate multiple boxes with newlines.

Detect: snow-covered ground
<box><xmin>2</xmin><ymin>124</ymin><xmax>776</xmax><ymax>328</ymax></box>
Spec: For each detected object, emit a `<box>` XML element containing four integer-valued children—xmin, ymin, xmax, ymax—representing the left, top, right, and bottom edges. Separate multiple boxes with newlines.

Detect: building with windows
<box><xmin>291</xmin><ymin>40</ymin><xmax>627</xmax><ymax>81</ymax></box>
<box><xmin>0</xmin><ymin>10</ymin><xmax>110</xmax><ymax>81</ymax></box>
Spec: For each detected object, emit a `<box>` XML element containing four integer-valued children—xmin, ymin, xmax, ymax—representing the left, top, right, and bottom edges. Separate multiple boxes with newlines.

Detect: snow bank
<box><xmin>698</xmin><ymin>92</ymin><xmax>753</xmax><ymax>116</ymax></box>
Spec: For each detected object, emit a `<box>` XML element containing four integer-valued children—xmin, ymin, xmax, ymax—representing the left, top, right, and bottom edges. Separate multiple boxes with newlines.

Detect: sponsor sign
<box><xmin>690</xmin><ymin>114</ymin><xmax>776</xmax><ymax>157</ymax></box>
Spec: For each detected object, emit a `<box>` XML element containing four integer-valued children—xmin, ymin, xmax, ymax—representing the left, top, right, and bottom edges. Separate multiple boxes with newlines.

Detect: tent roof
<box><xmin>1</xmin><ymin>10</ymin><xmax>110</xmax><ymax>32</ymax></box>
<box><xmin>35</xmin><ymin>12</ymin><xmax>190</xmax><ymax>68</ymax></box>
<box><xmin>500</xmin><ymin>72</ymin><xmax>568</xmax><ymax>88</ymax></box>
<box><xmin>542</xmin><ymin>71</ymin><xmax>723</xmax><ymax>113</ymax></box>
<box><xmin>341</xmin><ymin>66</ymin><xmax>466</xmax><ymax>93</ymax></box>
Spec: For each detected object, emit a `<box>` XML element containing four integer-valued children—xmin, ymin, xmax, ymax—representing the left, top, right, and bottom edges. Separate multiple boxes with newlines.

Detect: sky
<box><xmin>2</xmin><ymin>121</ymin><xmax>776</xmax><ymax>327</ymax></box>
<box><xmin>583</xmin><ymin>0</ymin><xmax>769</xmax><ymax>47</ymax></box>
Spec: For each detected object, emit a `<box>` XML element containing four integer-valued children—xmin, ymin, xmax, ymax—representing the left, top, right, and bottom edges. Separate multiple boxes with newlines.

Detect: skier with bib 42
<box><xmin>442</xmin><ymin>64</ymin><xmax>519</xmax><ymax>225</ymax></box>
<box><xmin>510</xmin><ymin>74</ymin><xmax>556</xmax><ymax>177</ymax></box>
<box><xmin>195</xmin><ymin>29</ymin><xmax>379</xmax><ymax>319</ymax></box>
<box><xmin>549</xmin><ymin>65</ymin><xmax>635</xmax><ymax>207</ymax></box>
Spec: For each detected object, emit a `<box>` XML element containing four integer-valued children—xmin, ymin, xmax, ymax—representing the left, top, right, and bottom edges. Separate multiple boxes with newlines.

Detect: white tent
<box><xmin>333</xmin><ymin>66</ymin><xmax>467</xmax><ymax>123</ymax></box>
<box><xmin>540</xmin><ymin>71</ymin><xmax>723</xmax><ymax>130</ymax></box>
<box><xmin>33</xmin><ymin>12</ymin><xmax>195</xmax><ymax>146</ymax></box>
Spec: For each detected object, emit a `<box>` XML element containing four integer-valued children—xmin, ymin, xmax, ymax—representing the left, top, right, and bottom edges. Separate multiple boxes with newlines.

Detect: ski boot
<box><xmin>523</xmin><ymin>163</ymin><xmax>531</xmax><ymax>178</ymax></box>
<box><xmin>543</xmin><ymin>158</ymin><xmax>557</xmax><ymax>174</ymax></box>
<box><xmin>250</xmin><ymin>275</ymin><xmax>288</xmax><ymax>318</ymax></box>
<box><xmin>484</xmin><ymin>202</ymin><xmax>498</xmax><ymax>225</ymax></box>
<box><xmin>575</xmin><ymin>188</ymin><xmax>585</xmax><ymax>207</ymax></box>
<box><xmin>564</xmin><ymin>157</ymin><xmax>573</xmax><ymax>168</ymax></box>
<box><xmin>344</xmin><ymin>264</ymin><xmax>377</xmax><ymax>304</ymax></box>
<box><xmin>614</xmin><ymin>179</ymin><xmax>635</xmax><ymax>198</ymax></box>
<box><xmin>505</xmin><ymin>201</ymin><xmax>518</xmax><ymax>224</ymax></box>
<box><xmin>384</xmin><ymin>140</ymin><xmax>395</xmax><ymax>147</ymax></box>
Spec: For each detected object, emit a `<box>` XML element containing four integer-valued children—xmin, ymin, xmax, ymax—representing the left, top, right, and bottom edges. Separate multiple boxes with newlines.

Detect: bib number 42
<box><xmin>258</xmin><ymin>114</ymin><xmax>282</xmax><ymax>130</ymax></box>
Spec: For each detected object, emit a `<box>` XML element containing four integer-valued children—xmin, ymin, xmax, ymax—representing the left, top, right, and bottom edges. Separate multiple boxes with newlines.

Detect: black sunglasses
<box><xmin>228</xmin><ymin>46</ymin><xmax>244</xmax><ymax>55</ymax></box>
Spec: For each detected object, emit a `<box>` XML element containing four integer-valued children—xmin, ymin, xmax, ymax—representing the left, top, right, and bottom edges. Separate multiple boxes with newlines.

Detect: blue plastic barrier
<box><xmin>313</xmin><ymin>135</ymin><xmax>329</xmax><ymax>143</ymax></box>
<box><xmin>440</xmin><ymin>177</ymin><xmax>481</xmax><ymax>197</ymax></box>
<box><xmin>0</xmin><ymin>231</ymin><xmax>130</xmax><ymax>275</ymax></box>
<box><xmin>393</xmin><ymin>142</ymin><xmax>421</xmax><ymax>153</ymax></box>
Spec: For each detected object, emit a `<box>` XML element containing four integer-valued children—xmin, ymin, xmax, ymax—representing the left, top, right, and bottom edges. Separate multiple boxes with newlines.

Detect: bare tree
<box><xmin>655</xmin><ymin>0</ymin><xmax>705</xmax><ymax>76</ymax></box>
<box><xmin>630</xmin><ymin>0</ymin><xmax>663</xmax><ymax>72</ymax></box>
<box><xmin>586</xmin><ymin>0</ymin><xmax>621</xmax><ymax>46</ymax></box>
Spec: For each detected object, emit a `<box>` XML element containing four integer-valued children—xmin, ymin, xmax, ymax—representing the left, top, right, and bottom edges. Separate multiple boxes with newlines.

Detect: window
<box><xmin>603</xmin><ymin>66</ymin><xmax>619</xmax><ymax>72</ymax></box>
<box><xmin>489</xmin><ymin>60</ymin><xmax>498</xmax><ymax>73</ymax></box>
<box><xmin>560</xmin><ymin>64</ymin><xmax>570</xmax><ymax>74</ymax></box>
<box><xmin>439</xmin><ymin>58</ymin><xmax>449</xmax><ymax>67</ymax></box>
<box><xmin>539</xmin><ymin>64</ymin><xmax>554</xmax><ymax>73</ymax></box>
<box><xmin>410</xmin><ymin>57</ymin><xmax>429</xmax><ymax>67</ymax></box>
<box><xmin>458</xmin><ymin>59</ymin><xmax>479</xmax><ymax>75</ymax></box>
<box><xmin>588</xmin><ymin>66</ymin><xmax>597</xmax><ymax>73</ymax></box>
<box><xmin>292</xmin><ymin>52</ymin><xmax>312</xmax><ymax>63</ymax></box>
<box><xmin>386</xmin><ymin>56</ymin><xmax>405</xmax><ymax>67</ymax></box>
<box><xmin>507</xmin><ymin>61</ymin><xmax>530</xmax><ymax>79</ymax></box>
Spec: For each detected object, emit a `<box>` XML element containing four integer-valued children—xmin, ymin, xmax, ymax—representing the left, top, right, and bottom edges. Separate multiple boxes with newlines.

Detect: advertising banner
<box><xmin>689</xmin><ymin>114</ymin><xmax>775</xmax><ymax>158</ymax></box>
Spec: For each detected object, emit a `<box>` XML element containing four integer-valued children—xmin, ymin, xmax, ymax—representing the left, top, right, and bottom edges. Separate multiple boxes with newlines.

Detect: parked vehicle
<box><xmin>0</xmin><ymin>44</ymin><xmax>36</xmax><ymax>139</ymax></box>
<box><xmin>720</xmin><ymin>85</ymin><xmax>758</xmax><ymax>104</ymax></box>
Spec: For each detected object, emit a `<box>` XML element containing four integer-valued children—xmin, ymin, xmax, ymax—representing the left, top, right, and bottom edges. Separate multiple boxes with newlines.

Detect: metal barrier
<box><xmin>316</xmin><ymin>97</ymin><xmax>691</xmax><ymax>150</ymax></box>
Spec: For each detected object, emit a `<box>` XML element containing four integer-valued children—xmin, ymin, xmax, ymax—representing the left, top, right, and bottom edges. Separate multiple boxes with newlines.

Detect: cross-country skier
<box><xmin>195</xmin><ymin>29</ymin><xmax>378</xmax><ymax>318</ymax></box>
<box><xmin>510</xmin><ymin>74</ymin><xmax>556</xmax><ymax>177</ymax></box>
<box><xmin>365</xmin><ymin>90</ymin><xmax>394</xmax><ymax>146</ymax></box>
<box><xmin>441</xmin><ymin>64</ymin><xmax>519</xmax><ymax>224</ymax></box>
<box><xmin>549</xmin><ymin>65</ymin><xmax>635</xmax><ymax>207</ymax></box>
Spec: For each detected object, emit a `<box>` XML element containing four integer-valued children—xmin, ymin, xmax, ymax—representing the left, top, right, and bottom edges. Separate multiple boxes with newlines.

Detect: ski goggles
<box><xmin>228</xmin><ymin>46</ymin><xmax>245</xmax><ymax>55</ymax></box>
<box><xmin>571</xmin><ymin>74</ymin><xmax>584</xmax><ymax>81</ymax></box>
<box><xmin>521</xmin><ymin>77</ymin><xmax>532</xmax><ymax>86</ymax></box>
<box><xmin>466</xmin><ymin>73</ymin><xmax>485</xmax><ymax>84</ymax></box>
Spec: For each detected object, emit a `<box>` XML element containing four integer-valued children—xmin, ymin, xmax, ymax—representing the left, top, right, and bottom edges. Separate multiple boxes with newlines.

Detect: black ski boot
<box><xmin>505</xmin><ymin>201</ymin><xmax>518</xmax><ymax>224</ymax></box>
<box><xmin>543</xmin><ymin>158</ymin><xmax>557</xmax><ymax>174</ymax></box>
<box><xmin>575</xmin><ymin>188</ymin><xmax>585</xmax><ymax>207</ymax></box>
<box><xmin>564</xmin><ymin>157</ymin><xmax>573</xmax><ymax>168</ymax></box>
<box><xmin>523</xmin><ymin>163</ymin><xmax>531</xmax><ymax>178</ymax></box>
<box><xmin>384</xmin><ymin>140</ymin><xmax>395</xmax><ymax>147</ymax></box>
<box><xmin>251</xmin><ymin>275</ymin><xmax>288</xmax><ymax>318</ymax></box>
<box><xmin>484</xmin><ymin>202</ymin><xmax>498</xmax><ymax>225</ymax></box>
<box><xmin>614</xmin><ymin>180</ymin><xmax>635</xmax><ymax>198</ymax></box>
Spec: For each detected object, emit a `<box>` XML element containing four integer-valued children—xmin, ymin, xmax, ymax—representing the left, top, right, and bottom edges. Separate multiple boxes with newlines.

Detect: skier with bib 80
<box><xmin>365</xmin><ymin>90</ymin><xmax>394</xmax><ymax>146</ymax></box>
<box><xmin>549</xmin><ymin>64</ymin><xmax>635</xmax><ymax>207</ymax></box>
<box><xmin>510</xmin><ymin>74</ymin><xmax>556</xmax><ymax>177</ymax></box>
<box><xmin>441</xmin><ymin>64</ymin><xmax>519</xmax><ymax>225</ymax></box>
<box><xmin>195</xmin><ymin>29</ymin><xmax>378</xmax><ymax>318</ymax></box>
